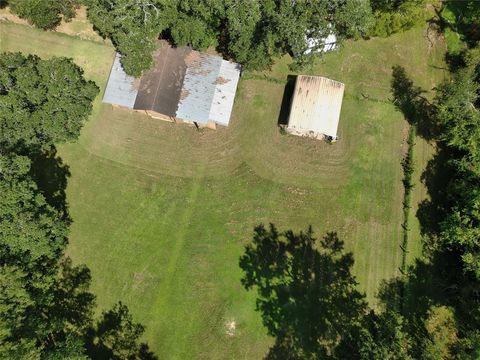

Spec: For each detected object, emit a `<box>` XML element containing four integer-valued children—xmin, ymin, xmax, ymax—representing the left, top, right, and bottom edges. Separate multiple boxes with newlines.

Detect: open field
<box><xmin>0</xmin><ymin>21</ymin><xmax>446</xmax><ymax>359</ymax></box>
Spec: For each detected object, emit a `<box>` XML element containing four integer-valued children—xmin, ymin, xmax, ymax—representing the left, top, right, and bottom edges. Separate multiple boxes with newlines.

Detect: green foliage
<box><xmin>8</xmin><ymin>0</ymin><xmax>79</xmax><ymax>30</ymax></box>
<box><xmin>85</xmin><ymin>0</ymin><xmax>374</xmax><ymax>75</ymax></box>
<box><xmin>0</xmin><ymin>52</ymin><xmax>99</xmax><ymax>153</ymax></box>
<box><xmin>422</xmin><ymin>306</ymin><xmax>458</xmax><ymax>360</ymax></box>
<box><xmin>84</xmin><ymin>0</ymin><xmax>167</xmax><ymax>76</ymax></box>
<box><xmin>0</xmin><ymin>154</ymin><xmax>68</xmax><ymax>269</ymax></box>
<box><xmin>338</xmin><ymin>310</ymin><xmax>413</xmax><ymax>359</ymax></box>
<box><xmin>369</xmin><ymin>0</ymin><xmax>430</xmax><ymax>37</ymax></box>
<box><xmin>431</xmin><ymin>60</ymin><xmax>480</xmax><ymax>278</ymax></box>
<box><xmin>435</xmin><ymin>66</ymin><xmax>480</xmax><ymax>174</ymax></box>
<box><xmin>0</xmin><ymin>51</ymin><xmax>156</xmax><ymax>359</ymax></box>
<box><xmin>442</xmin><ymin>0</ymin><xmax>480</xmax><ymax>46</ymax></box>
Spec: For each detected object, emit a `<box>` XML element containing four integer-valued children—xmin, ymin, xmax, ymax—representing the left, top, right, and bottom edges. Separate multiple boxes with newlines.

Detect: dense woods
<box><xmin>4</xmin><ymin>0</ymin><xmax>429</xmax><ymax>76</ymax></box>
<box><xmin>0</xmin><ymin>53</ymin><xmax>155</xmax><ymax>359</ymax></box>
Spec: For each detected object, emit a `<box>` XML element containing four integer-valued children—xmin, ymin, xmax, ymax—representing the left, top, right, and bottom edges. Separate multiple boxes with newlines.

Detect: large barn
<box><xmin>103</xmin><ymin>43</ymin><xmax>241</xmax><ymax>129</ymax></box>
<box><xmin>287</xmin><ymin>75</ymin><xmax>345</xmax><ymax>140</ymax></box>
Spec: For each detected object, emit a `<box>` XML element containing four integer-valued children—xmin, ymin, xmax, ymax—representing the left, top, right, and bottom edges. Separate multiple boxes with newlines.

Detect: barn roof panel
<box><xmin>102</xmin><ymin>53</ymin><xmax>138</xmax><ymax>109</ymax></box>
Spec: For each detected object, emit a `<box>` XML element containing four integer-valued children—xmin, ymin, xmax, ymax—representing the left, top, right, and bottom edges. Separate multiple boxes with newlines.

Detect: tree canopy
<box><xmin>0</xmin><ymin>52</ymin><xmax>156</xmax><ymax>359</ymax></box>
<box><xmin>0</xmin><ymin>52</ymin><xmax>99</xmax><ymax>153</ymax></box>
<box><xmin>84</xmin><ymin>0</ymin><xmax>374</xmax><ymax>76</ymax></box>
<box><xmin>8</xmin><ymin>0</ymin><xmax>79</xmax><ymax>30</ymax></box>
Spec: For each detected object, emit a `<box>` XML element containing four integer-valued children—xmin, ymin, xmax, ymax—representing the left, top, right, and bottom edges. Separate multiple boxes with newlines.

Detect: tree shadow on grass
<box><xmin>85</xmin><ymin>302</ymin><xmax>158</xmax><ymax>360</ymax></box>
<box><xmin>29</xmin><ymin>145</ymin><xmax>71</xmax><ymax>223</ymax></box>
<box><xmin>416</xmin><ymin>145</ymin><xmax>458</xmax><ymax>239</ymax></box>
<box><xmin>239</xmin><ymin>224</ymin><xmax>367</xmax><ymax>358</ymax></box>
<box><xmin>390</xmin><ymin>65</ymin><xmax>437</xmax><ymax>141</ymax></box>
<box><xmin>277</xmin><ymin>75</ymin><xmax>296</xmax><ymax>126</ymax></box>
<box><xmin>376</xmin><ymin>243</ymin><xmax>480</xmax><ymax>357</ymax></box>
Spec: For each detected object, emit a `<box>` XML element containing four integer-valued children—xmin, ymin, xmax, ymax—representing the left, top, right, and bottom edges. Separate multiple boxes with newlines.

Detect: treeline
<box><xmin>5</xmin><ymin>0</ymin><xmax>433</xmax><ymax>76</ymax></box>
<box><xmin>239</xmin><ymin>5</ymin><xmax>480</xmax><ymax>359</ymax></box>
<box><xmin>0</xmin><ymin>53</ymin><xmax>156</xmax><ymax>359</ymax></box>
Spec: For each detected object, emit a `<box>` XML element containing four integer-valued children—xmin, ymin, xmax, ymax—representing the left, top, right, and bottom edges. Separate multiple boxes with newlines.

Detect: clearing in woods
<box><xmin>0</xmin><ymin>20</ymin><xmax>446</xmax><ymax>359</ymax></box>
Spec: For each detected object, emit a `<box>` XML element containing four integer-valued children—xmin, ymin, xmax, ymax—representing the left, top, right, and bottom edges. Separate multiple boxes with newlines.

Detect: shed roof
<box><xmin>176</xmin><ymin>52</ymin><xmax>222</xmax><ymax>124</ymax></box>
<box><xmin>209</xmin><ymin>60</ymin><xmax>242</xmax><ymax>126</ymax></box>
<box><xmin>287</xmin><ymin>75</ymin><xmax>344</xmax><ymax>138</ymax></box>
<box><xmin>133</xmin><ymin>46</ymin><xmax>189</xmax><ymax>117</ymax></box>
<box><xmin>102</xmin><ymin>53</ymin><xmax>138</xmax><ymax>109</ymax></box>
<box><xmin>103</xmin><ymin>43</ymin><xmax>241</xmax><ymax>127</ymax></box>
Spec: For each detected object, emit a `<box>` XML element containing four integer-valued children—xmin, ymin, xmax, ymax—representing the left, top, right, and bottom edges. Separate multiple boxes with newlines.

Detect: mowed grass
<box><xmin>0</xmin><ymin>22</ymin><xmax>446</xmax><ymax>359</ymax></box>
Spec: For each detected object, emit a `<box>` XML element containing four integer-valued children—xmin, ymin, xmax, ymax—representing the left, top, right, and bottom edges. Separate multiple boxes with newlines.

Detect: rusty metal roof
<box><xmin>102</xmin><ymin>43</ymin><xmax>241</xmax><ymax>126</ymax></box>
<box><xmin>287</xmin><ymin>75</ymin><xmax>344</xmax><ymax>138</ymax></box>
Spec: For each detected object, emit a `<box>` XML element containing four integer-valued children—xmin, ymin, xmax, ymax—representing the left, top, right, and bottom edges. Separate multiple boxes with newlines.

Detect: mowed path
<box><xmin>0</xmin><ymin>22</ymin><xmax>446</xmax><ymax>359</ymax></box>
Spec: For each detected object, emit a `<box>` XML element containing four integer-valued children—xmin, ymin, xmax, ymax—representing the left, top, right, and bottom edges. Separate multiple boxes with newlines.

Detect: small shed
<box><xmin>287</xmin><ymin>75</ymin><xmax>345</xmax><ymax>140</ymax></box>
<box><xmin>102</xmin><ymin>43</ymin><xmax>241</xmax><ymax>129</ymax></box>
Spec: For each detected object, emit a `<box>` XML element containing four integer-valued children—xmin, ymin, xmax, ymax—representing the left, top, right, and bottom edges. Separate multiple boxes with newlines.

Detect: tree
<box><xmin>0</xmin><ymin>52</ymin><xmax>156</xmax><ymax>359</ymax></box>
<box><xmin>84</xmin><ymin>0</ymin><xmax>167</xmax><ymax>77</ymax></box>
<box><xmin>337</xmin><ymin>309</ymin><xmax>413</xmax><ymax>359</ymax></box>
<box><xmin>86</xmin><ymin>302</ymin><xmax>156</xmax><ymax>360</ymax></box>
<box><xmin>422</xmin><ymin>306</ymin><xmax>458</xmax><ymax>360</ymax></box>
<box><xmin>369</xmin><ymin>0</ymin><xmax>431</xmax><ymax>37</ymax></box>
<box><xmin>429</xmin><ymin>59</ymin><xmax>480</xmax><ymax>278</ymax></box>
<box><xmin>0</xmin><ymin>154</ymin><xmax>68</xmax><ymax>271</ymax></box>
<box><xmin>8</xmin><ymin>0</ymin><xmax>79</xmax><ymax>30</ymax></box>
<box><xmin>85</xmin><ymin>0</ymin><xmax>373</xmax><ymax>75</ymax></box>
<box><xmin>240</xmin><ymin>224</ymin><xmax>368</xmax><ymax>357</ymax></box>
<box><xmin>0</xmin><ymin>52</ymin><xmax>99</xmax><ymax>153</ymax></box>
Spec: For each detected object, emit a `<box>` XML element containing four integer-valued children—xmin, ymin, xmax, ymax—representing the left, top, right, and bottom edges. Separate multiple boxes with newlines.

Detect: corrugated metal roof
<box><xmin>208</xmin><ymin>60</ymin><xmax>242</xmax><ymax>126</ymax></box>
<box><xmin>133</xmin><ymin>46</ymin><xmax>189</xmax><ymax>116</ymax></box>
<box><xmin>102</xmin><ymin>45</ymin><xmax>241</xmax><ymax>127</ymax></box>
<box><xmin>102</xmin><ymin>53</ymin><xmax>138</xmax><ymax>109</ymax></box>
<box><xmin>287</xmin><ymin>75</ymin><xmax>344</xmax><ymax>138</ymax></box>
<box><xmin>176</xmin><ymin>53</ymin><xmax>222</xmax><ymax>124</ymax></box>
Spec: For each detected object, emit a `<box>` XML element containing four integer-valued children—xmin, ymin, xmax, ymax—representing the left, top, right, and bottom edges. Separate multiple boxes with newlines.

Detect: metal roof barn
<box><xmin>102</xmin><ymin>53</ymin><xmax>138</xmax><ymax>109</ymax></box>
<box><xmin>102</xmin><ymin>44</ymin><xmax>241</xmax><ymax>128</ymax></box>
<box><xmin>287</xmin><ymin>75</ymin><xmax>345</xmax><ymax>139</ymax></box>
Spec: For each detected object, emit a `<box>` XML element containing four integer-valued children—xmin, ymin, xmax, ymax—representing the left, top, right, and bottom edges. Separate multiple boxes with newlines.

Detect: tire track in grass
<box><xmin>147</xmin><ymin>166</ymin><xmax>206</xmax><ymax>358</ymax></box>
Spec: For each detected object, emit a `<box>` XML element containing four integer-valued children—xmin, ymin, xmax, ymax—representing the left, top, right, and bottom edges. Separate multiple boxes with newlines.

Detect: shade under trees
<box><xmin>0</xmin><ymin>52</ymin><xmax>156</xmax><ymax>359</ymax></box>
<box><xmin>239</xmin><ymin>224</ymin><xmax>415</xmax><ymax>359</ymax></box>
<box><xmin>84</xmin><ymin>0</ymin><xmax>374</xmax><ymax>76</ymax></box>
<box><xmin>8</xmin><ymin>0</ymin><xmax>79</xmax><ymax>29</ymax></box>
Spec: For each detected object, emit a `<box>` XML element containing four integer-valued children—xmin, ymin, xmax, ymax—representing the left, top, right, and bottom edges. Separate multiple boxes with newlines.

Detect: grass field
<box><xmin>0</xmin><ymin>21</ymin><xmax>446</xmax><ymax>359</ymax></box>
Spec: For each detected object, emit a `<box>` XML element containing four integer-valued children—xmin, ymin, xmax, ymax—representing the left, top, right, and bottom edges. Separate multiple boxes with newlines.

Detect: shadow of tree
<box><xmin>239</xmin><ymin>224</ymin><xmax>367</xmax><ymax>358</ymax></box>
<box><xmin>390</xmin><ymin>65</ymin><xmax>437</xmax><ymax>141</ymax></box>
<box><xmin>416</xmin><ymin>145</ymin><xmax>458</xmax><ymax>239</ymax></box>
<box><xmin>22</xmin><ymin>146</ymin><xmax>159</xmax><ymax>359</ymax></box>
<box><xmin>85</xmin><ymin>302</ymin><xmax>158</xmax><ymax>360</ymax></box>
<box><xmin>29</xmin><ymin>146</ymin><xmax>71</xmax><ymax>223</ymax></box>
<box><xmin>376</xmin><ymin>245</ymin><xmax>480</xmax><ymax>358</ymax></box>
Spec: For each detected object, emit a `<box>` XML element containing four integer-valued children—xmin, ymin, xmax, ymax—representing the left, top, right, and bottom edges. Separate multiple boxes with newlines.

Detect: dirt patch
<box><xmin>225</xmin><ymin>319</ymin><xmax>236</xmax><ymax>336</ymax></box>
<box><xmin>132</xmin><ymin>270</ymin><xmax>154</xmax><ymax>291</ymax></box>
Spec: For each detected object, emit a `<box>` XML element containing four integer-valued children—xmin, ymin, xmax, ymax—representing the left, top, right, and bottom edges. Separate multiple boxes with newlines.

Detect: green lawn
<box><xmin>0</xmin><ymin>22</ymin><xmax>446</xmax><ymax>359</ymax></box>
